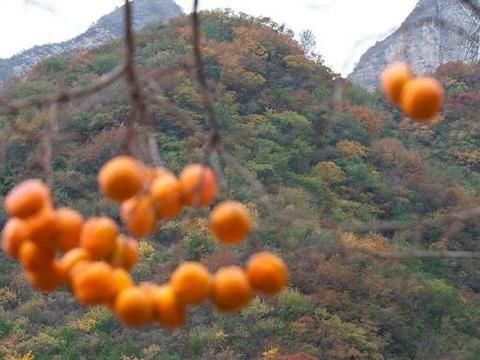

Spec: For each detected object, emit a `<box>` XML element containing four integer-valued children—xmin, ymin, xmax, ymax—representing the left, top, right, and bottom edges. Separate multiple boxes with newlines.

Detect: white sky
<box><xmin>0</xmin><ymin>0</ymin><xmax>418</xmax><ymax>75</ymax></box>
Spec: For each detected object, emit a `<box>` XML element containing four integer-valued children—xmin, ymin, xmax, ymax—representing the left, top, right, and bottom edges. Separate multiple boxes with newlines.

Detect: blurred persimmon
<box><xmin>180</xmin><ymin>164</ymin><xmax>217</xmax><ymax>207</ymax></box>
<box><xmin>246</xmin><ymin>252</ymin><xmax>288</xmax><ymax>295</ymax></box>
<box><xmin>98</xmin><ymin>156</ymin><xmax>145</xmax><ymax>202</ymax></box>
<box><xmin>209</xmin><ymin>201</ymin><xmax>252</xmax><ymax>245</ymax></box>
<box><xmin>210</xmin><ymin>266</ymin><xmax>252</xmax><ymax>311</ymax></box>
<box><xmin>4</xmin><ymin>180</ymin><xmax>50</xmax><ymax>219</ymax></box>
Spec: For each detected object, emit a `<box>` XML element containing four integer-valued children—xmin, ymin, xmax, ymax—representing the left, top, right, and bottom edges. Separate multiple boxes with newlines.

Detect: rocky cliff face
<box><xmin>349</xmin><ymin>0</ymin><xmax>480</xmax><ymax>89</ymax></box>
<box><xmin>0</xmin><ymin>0</ymin><xmax>182</xmax><ymax>83</ymax></box>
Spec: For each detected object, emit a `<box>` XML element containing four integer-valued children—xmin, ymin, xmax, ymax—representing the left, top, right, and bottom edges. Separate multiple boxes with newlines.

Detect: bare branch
<box><xmin>342</xmin><ymin>206</ymin><xmax>480</xmax><ymax>234</ymax></box>
<box><xmin>122</xmin><ymin>0</ymin><xmax>146</xmax><ymax>156</ymax></box>
<box><xmin>373</xmin><ymin>250</ymin><xmax>480</xmax><ymax>259</ymax></box>
<box><xmin>147</xmin><ymin>133</ymin><xmax>163</xmax><ymax>167</ymax></box>
<box><xmin>191</xmin><ymin>0</ymin><xmax>221</xmax><ymax>157</ymax></box>
<box><xmin>0</xmin><ymin>65</ymin><xmax>126</xmax><ymax>113</ymax></box>
<box><xmin>41</xmin><ymin>103</ymin><xmax>59</xmax><ymax>187</ymax></box>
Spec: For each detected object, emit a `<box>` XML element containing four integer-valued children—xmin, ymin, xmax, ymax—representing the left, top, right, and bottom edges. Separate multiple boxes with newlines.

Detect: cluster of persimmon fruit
<box><xmin>380</xmin><ymin>62</ymin><xmax>444</xmax><ymax>122</ymax></box>
<box><xmin>1</xmin><ymin>156</ymin><xmax>287</xmax><ymax>328</ymax></box>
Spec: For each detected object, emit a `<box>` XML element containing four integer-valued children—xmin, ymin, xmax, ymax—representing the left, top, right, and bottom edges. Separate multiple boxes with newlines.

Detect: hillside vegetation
<box><xmin>0</xmin><ymin>11</ymin><xmax>479</xmax><ymax>360</ymax></box>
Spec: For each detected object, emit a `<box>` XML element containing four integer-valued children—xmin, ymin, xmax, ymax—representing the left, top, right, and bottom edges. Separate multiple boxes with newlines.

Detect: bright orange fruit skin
<box><xmin>80</xmin><ymin>217</ymin><xmax>118</xmax><ymax>260</ymax></box>
<box><xmin>210</xmin><ymin>266</ymin><xmax>252</xmax><ymax>312</ymax></box>
<box><xmin>145</xmin><ymin>167</ymin><xmax>174</xmax><ymax>183</ymax></box>
<box><xmin>109</xmin><ymin>236</ymin><xmax>139</xmax><ymax>271</ymax></box>
<box><xmin>59</xmin><ymin>248</ymin><xmax>91</xmax><ymax>284</ymax></box>
<box><xmin>26</xmin><ymin>260</ymin><xmax>65</xmax><ymax>293</ymax></box>
<box><xmin>120</xmin><ymin>196</ymin><xmax>156</xmax><ymax>238</ymax></box>
<box><xmin>19</xmin><ymin>241</ymin><xmax>55</xmax><ymax>272</ymax></box>
<box><xmin>151</xmin><ymin>285</ymin><xmax>186</xmax><ymax>329</ymax></box>
<box><xmin>114</xmin><ymin>287</ymin><xmax>155</xmax><ymax>327</ymax></box>
<box><xmin>380</xmin><ymin>63</ymin><xmax>413</xmax><ymax>106</ymax></box>
<box><xmin>98</xmin><ymin>156</ymin><xmax>145</xmax><ymax>202</ymax></box>
<box><xmin>71</xmin><ymin>262</ymin><xmax>116</xmax><ymax>305</ymax></box>
<box><xmin>26</xmin><ymin>206</ymin><xmax>57</xmax><ymax>248</ymax></box>
<box><xmin>246</xmin><ymin>252</ymin><xmax>288</xmax><ymax>296</ymax></box>
<box><xmin>170</xmin><ymin>261</ymin><xmax>211</xmax><ymax>305</ymax></box>
<box><xmin>180</xmin><ymin>164</ymin><xmax>217</xmax><ymax>207</ymax></box>
<box><xmin>54</xmin><ymin>208</ymin><xmax>84</xmax><ymax>252</ymax></box>
<box><xmin>4</xmin><ymin>180</ymin><xmax>50</xmax><ymax>219</ymax></box>
<box><xmin>400</xmin><ymin>76</ymin><xmax>444</xmax><ymax>122</ymax></box>
<box><xmin>2</xmin><ymin>218</ymin><xmax>29</xmax><ymax>259</ymax></box>
<box><xmin>150</xmin><ymin>175</ymin><xmax>183</xmax><ymax>219</ymax></box>
<box><xmin>209</xmin><ymin>201</ymin><xmax>252</xmax><ymax>245</ymax></box>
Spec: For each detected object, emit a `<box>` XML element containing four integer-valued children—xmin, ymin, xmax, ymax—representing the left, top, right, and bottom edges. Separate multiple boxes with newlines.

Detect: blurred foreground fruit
<box><xmin>2</xmin><ymin>218</ymin><xmax>29</xmax><ymax>259</ymax></box>
<box><xmin>380</xmin><ymin>62</ymin><xmax>412</xmax><ymax>106</ymax></box>
<box><xmin>246</xmin><ymin>252</ymin><xmax>288</xmax><ymax>295</ymax></box>
<box><xmin>151</xmin><ymin>174</ymin><xmax>183</xmax><ymax>219</ymax></box>
<box><xmin>60</xmin><ymin>248</ymin><xmax>91</xmax><ymax>283</ymax></box>
<box><xmin>109</xmin><ymin>236</ymin><xmax>139</xmax><ymax>271</ymax></box>
<box><xmin>71</xmin><ymin>262</ymin><xmax>116</xmax><ymax>305</ymax></box>
<box><xmin>1</xmin><ymin>157</ymin><xmax>288</xmax><ymax>330</ymax></box>
<box><xmin>4</xmin><ymin>180</ymin><xmax>50</xmax><ymax>219</ymax></box>
<box><xmin>400</xmin><ymin>76</ymin><xmax>444</xmax><ymax>121</ymax></box>
<box><xmin>180</xmin><ymin>164</ymin><xmax>217</xmax><ymax>207</ymax></box>
<box><xmin>26</xmin><ymin>261</ymin><xmax>65</xmax><ymax>292</ymax></box>
<box><xmin>120</xmin><ymin>196</ymin><xmax>156</xmax><ymax>237</ymax></box>
<box><xmin>114</xmin><ymin>286</ymin><xmax>154</xmax><ymax>327</ymax></box>
<box><xmin>19</xmin><ymin>241</ymin><xmax>54</xmax><ymax>272</ymax></box>
<box><xmin>80</xmin><ymin>217</ymin><xmax>118</xmax><ymax>259</ymax></box>
<box><xmin>151</xmin><ymin>285</ymin><xmax>186</xmax><ymax>329</ymax></box>
<box><xmin>209</xmin><ymin>201</ymin><xmax>252</xmax><ymax>245</ymax></box>
<box><xmin>54</xmin><ymin>208</ymin><xmax>84</xmax><ymax>252</ymax></box>
<box><xmin>98</xmin><ymin>156</ymin><xmax>145</xmax><ymax>202</ymax></box>
<box><xmin>170</xmin><ymin>261</ymin><xmax>211</xmax><ymax>305</ymax></box>
<box><xmin>211</xmin><ymin>266</ymin><xmax>252</xmax><ymax>311</ymax></box>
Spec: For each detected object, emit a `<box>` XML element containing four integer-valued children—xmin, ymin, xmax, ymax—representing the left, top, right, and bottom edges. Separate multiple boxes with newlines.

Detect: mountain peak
<box><xmin>0</xmin><ymin>0</ymin><xmax>183</xmax><ymax>84</ymax></box>
<box><xmin>349</xmin><ymin>0</ymin><xmax>479</xmax><ymax>89</ymax></box>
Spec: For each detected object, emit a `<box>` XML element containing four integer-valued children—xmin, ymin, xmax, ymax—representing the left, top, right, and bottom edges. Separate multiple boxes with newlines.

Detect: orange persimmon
<box><xmin>98</xmin><ymin>156</ymin><xmax>145</xmax><ymax>202</ymax></box>
<box><xmin>400</xmin><ymin>76</ymin><xmax>444</xmax><ymax>122</ymax></box>
<box><xmin>170</xmin><ymin>261</ymin><xmax>210</xmax><ymax>305</ymax></box>
<box><xmin>26</xmin><ymin>260</ymin><xmax>65</xmax><ymax>293</ymax></box>
<box><xmin>109</xmin><ymin>236</ymin><xmax>139</xmax><ymax>271</ymax></box>
<box><xmin>151</xmin><ymin>284</ymin><xmax>186</xmax><ymax>329</ymax></box>
<box><xmin>209</xmin><ymin>201</ymin><xmax>252</xmax><ymax>245</ymax></box>
<box><xmin>26</xmin><ymin>206</ymin><xmax>57</xmax><ymax>248</ymax></box>
<box><xmin>71</xmin><ymin>261</ymin><xmax>116</xmax><ymax>305</ymax></box>
<box><xmin>180</xmin><ymin>164</ymin><xmax>217</xmax><ymax>207</ymax></box>
<box><xmin>4</xmin><ymin>180</ymin><xmax>50</xmax><ymax>219</ymax></box>
<box><xmin>380</xmin><ymin>62</ymin><xmax>413</xmax><ymax>106</ymax></box>
<box><xmin>114</xmin><ymin>286</ymin><xmax>155</xmax><ymax>327</ymax></box>
<box><xmin>80</xmin><ymin>217</ymin><xmax>118</xmax><ymax>260</ymax></box>
<box><xmin>1</xmin><ymin>218</ymin><xmax>29</xmax><ymax>259</ymax></box>
<box><xmin>54</xmin><ymin>208</ymin><xmax>84</xmax><ymax>252</ymax></box>
<box><xmin>59</xmin><ymin>248</ymin><xmax>91</xmax><ymax>283</ymax></box>
<box><xmin>19</xmin><ymin>241</ymin><xmax>55</xmax><ymax>272</ymax></box>
<box><xmin>120</xmin><ymin>196</ymin><xmax>156</xmax><ymax>237</ymax></box>
<box><xmin>246</xmin><ymin>252</ymin><xmax>288</xmax><ymax>296</ymax></box>
<box><xmin>210</xmin><ymin>266</ymin><xmax>252</xmax><ymax>312</ymax></box>
<box><xmin>150</xmin><ymin>174</ymin><xmax>183</xmax><ymax>219</ymax></box>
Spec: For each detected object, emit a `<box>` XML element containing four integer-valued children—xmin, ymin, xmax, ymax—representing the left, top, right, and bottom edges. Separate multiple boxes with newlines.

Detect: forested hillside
<box><xmin>0</xmin><ymin>10</ymin><xmax>479</xmax><ymax>360</ymax></box>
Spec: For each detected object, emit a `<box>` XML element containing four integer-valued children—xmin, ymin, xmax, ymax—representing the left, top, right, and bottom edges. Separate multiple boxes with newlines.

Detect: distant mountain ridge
<box><xmin>349</xmin><ymin>0</ymin><xmax>480</xmax><ymax>89</ymax></box>
<box><xmin>0</xmin><ymin>0</ymin><xmax>183</xmax><ymax>84</ymax></box>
